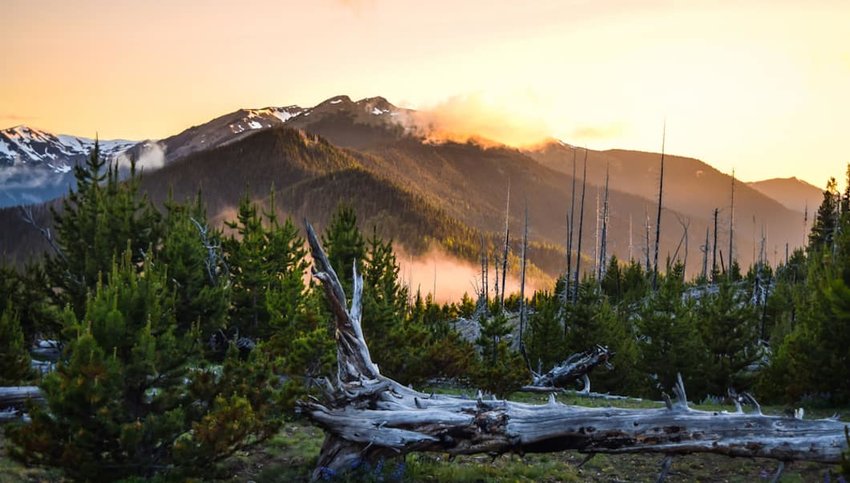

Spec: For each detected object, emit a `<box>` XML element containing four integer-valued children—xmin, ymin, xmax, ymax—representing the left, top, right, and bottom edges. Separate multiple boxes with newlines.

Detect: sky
<box><xmin>2</xmin><ymin>0</ymin><xmax>848</xmax><ymax>187</ymax></box>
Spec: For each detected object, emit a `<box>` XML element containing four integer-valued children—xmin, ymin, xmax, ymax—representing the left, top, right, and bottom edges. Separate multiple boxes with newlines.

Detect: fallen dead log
<box><xmin>30</xmin><ymin>339</ymin><xmax>61</xmax><ymax>362</ymax></box>
<box><xmin>521</xmin><ymin>345</ymin><xmax>613</xmax><ymax>394</ymax></box>
<box><xmin>299</xmin><ymin>221</ymin><xmax>849</xmax><ymax>480</ymax></box>
<box><xmin>0</xmin><ymin>386</ymin><xmax>44</xmax><ymax>424</ymax></box>
<box><xmin>0</xmin><ymin>386</ymin><xmax>44</xmax><ymax>409</ymax></box>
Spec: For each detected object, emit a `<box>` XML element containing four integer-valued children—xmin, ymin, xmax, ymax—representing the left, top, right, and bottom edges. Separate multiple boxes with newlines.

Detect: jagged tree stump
<box><xmin>299</xmin><ymin>221</ymin><xmax>849</xmax><ymax>480</ymax></box>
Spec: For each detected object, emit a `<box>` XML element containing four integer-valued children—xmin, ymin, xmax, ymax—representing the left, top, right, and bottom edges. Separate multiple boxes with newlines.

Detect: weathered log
<box><xmin>299</xmin><ymin>221</ymin><xmax>849</xmax><ymax>480</ymax></box>
<box><xmin>30</xmin><ymin>339</ymin><xmax>61</xmax><ymax>362</ymax></box>
<box><xmin>0</xmin><ymin>386</ymin><xmax>44</xmax><ymax>424</ymax></box>
<box><xmin>0</xmin><ymin>386</ymin><xmax>44</xmax><ymax>410</ymax></box>
<box><xmin>523</xmin><ymin>345</ymin><xmax>612</xmax><ymax>393</ymax></box>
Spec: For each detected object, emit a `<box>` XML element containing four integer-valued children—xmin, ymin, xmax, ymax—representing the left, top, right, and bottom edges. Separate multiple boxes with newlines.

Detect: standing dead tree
<box><xmin>573</xmin><ymin>149</ymin><xmax>588</xmax><ymax>301</ymax></box>
<box><xmin>300</xmin><ymin>221</ymin><xmax>849</xmax><ymax>480</ymax></box>
<box><xmin>652</xmin><ymin>122</ymin><xmax>666</xmax><ymax>291</ymax></box>
<box><xmin>598</xmin><ymin>164</ymin><xmax>610</xmax><ymax>280</ymax></box>
<box><xmin>729</xmin><ymin>170</ymin><xmax>736</xmax><ymax>269</ymax></box>
<box><xmin>518</xmin><ymin>203</ymin><xmax>529</xmax><ymax>348</ymax></box>
<box><xmin>564</xmin><ymin>148</ymin><xmax>577</xmax><ymax>306</ymax></box>
<box><xmin>500</xmin><ymin>181</ymin><xmax>510</xmax><ymax>308</ymax></box>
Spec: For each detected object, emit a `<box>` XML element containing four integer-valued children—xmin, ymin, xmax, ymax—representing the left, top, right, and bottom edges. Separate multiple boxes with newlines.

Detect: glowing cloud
<box><xmin>400</xmin><ymin>94</ymin><xmax>553</xmax><ymax>148</ymax></box>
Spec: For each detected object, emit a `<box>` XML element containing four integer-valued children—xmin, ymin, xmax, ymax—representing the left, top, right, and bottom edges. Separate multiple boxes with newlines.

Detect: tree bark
<box><xmin>300</xmin><ymin>221</ymin><xmax>849</xmax><ymax>480</ymax></box>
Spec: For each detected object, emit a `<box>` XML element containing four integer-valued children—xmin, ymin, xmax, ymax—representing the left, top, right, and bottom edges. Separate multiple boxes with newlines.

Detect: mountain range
<box><xmin>0</xmin><ymin>95</ymin><xmax>825</xmax><ymax>289</ymax></box>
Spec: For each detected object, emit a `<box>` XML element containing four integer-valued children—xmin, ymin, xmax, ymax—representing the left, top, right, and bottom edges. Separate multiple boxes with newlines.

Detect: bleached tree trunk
<box><xmin>300</xmin><ymin>221</ymin><xmax>849</xmax><ymax>481</ymax></box>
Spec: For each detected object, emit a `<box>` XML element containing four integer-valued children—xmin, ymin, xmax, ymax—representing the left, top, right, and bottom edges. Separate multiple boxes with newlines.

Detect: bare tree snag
<box><xmin>652</xmin><ymin>122</ymin><xmax>666</xmax><ymax>291</ymax></box>
<box><xmin>501</xmin><ymin>180</ymin><xmax>510</xmax><ymax>308</ymax></box>
<box><xmin>300</xmin><ymin>221</ymin><xmax>849</xmax><ymax>480</ymax></box>
<box><xmin>573</xmin><ymin>149</ymin><xmax>588</xmax><ymax>302</ymax></box>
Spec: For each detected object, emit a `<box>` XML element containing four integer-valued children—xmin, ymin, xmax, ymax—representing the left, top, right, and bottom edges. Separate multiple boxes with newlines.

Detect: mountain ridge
<box><xmin>1</xmin><ymin>94</ymin><xmax>813</xmax><ymax>279</ymax></box>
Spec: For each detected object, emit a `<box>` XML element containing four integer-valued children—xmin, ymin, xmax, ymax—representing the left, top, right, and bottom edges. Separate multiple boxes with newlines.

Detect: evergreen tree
<box><xmin>9</xmin><ymin>251</ymin><xmax>285</xmax><ymax>480</ymax></box>
<box><xmin>159</xmin><ymin>195</ymin><xmax>229</xmax><ymax>339</ymax></box>
<box><xmin>458</xmin><ymin>292</ymin><xmax>476</xmax><ymax>318</ymax></box>
<box><xmin>0</xmin><ymin>302</ymin><xmax>33</xmax><ymax>385</ymax></box>
<box><xmin>48</xmin><ymin>142</ymin><xmax>162</xmax><ymax>315</ymax></box>
<box><xmin>472</xmin><ymin>313</ymin><xmax>528</xmax><ymax>397</ymax></box>
<box><xmin>561</xmin><ymin>279</ymin><xmax>642</xmax><ymax>394</ymax></box>
<box><xmin>0</xmin><ymin>266</ymin><xmax>57</xmax><ymax>343</ymax></box>
<box><xmin>618</xmin><ymin>260</ymin><xmax>651</xmax><ymax>317</ymax></box>
<box><xmin>527</xmin><ymin>290</ymin><xmax>566</xmax><ymax>373</ymax></box>
<box><xmin>809</xmin><ymin>177</ymin><xmax>840</xmax><ymax>251</ymax></box>
<box><xmin>224</xmin><ymin>192</ymin><xmax>309</xmax><ymax>341</ymax></box>
<box><xmin>696</xmin><ymin>280</ymin><xmax>760</xmax><ymax>396</ymax></box>
<box><xmin>637</xmin><ymin>264</ymin><xmax>706</xmax><ymax>398</ymax></box>
<box><xmin>322</xmin><ymin>204</ymin><xmax>366</xmax><ymax>295</ymax></box>
<box><xmin>600</xmin><ymin>255</ymin><xmax>624</xmax><ymax>303</ymax></box>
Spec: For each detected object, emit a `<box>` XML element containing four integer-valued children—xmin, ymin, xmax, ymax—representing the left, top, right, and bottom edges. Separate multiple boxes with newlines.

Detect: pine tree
<box><xmin>809</xmin><ymin>177</ymin><xmax>839</xmax><ymax>251</ymax></box>
<box><xmin>527</xmin><ymin>291</ymin><xmax>566</xmax><ymax>373</ymax></box>
<box><xmin>637</xmin><ymin>264</ymin><xmax>707</xmax><ymax>398</ymax></box>
<box><xmin>322</xmin><ymin>204</ymin><xmax>366</xmax><ymax>296</ymax></box>
<box><xmin>159</xmin><ymin>195</ymin><xmax>229</xmax><ymax>339</ymax></box>
<box><xmin>224</xmin><ymin>193</ymin><xmax>273</xmax><ymax>339</ymax></box>
<box><xmin>9</xmin><ymin>250</ymin><xmax>286</xmax><ymax>480</ymax></box>
<box><xmin>223</xmin><ymin>192</ymin><xmax>310</xmax><ymax>341</ymax></box>
<box><xmin>472</xmin><ymin>313</ymin><xmax>528</xmax><ymax>397</ymax></box>
<box><xmin>0</xmin><ymin>265</ymin><xmax>57</xmax><ymax>343</ymax></box>
<box><xmin>600</xmin><ymin>255</ymin><xmax>624</xmax><ymax>303</ymax></box>
<box><xmin>360</xmin><ymin>229</ymin><xmax>429</xmax><ymax>384</ymax></box>
<box><xmin>697</xmin><ymin>280</ymin><xmax>760</xmax><ymax>396</ymax></box>
<box><xmin>48</xmin><ymin>142</ymin><xmax>162</xmax><ymax>315</ymax></box>
<box><xmin>0</xmin><ymin>302</ymin><xmax>33</xmax><ymax>385</ymax></box>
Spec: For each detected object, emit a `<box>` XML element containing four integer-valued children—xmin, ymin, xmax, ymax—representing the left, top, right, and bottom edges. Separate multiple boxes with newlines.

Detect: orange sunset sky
<box><xmin>2</xmin><ymin>0</ymin><xmax>848</xmax><ymax>187</ymax></box>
